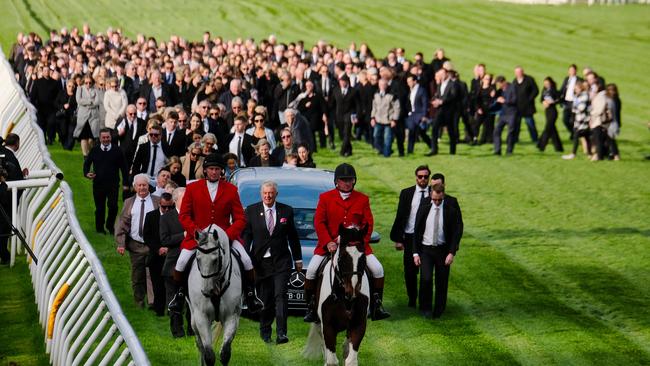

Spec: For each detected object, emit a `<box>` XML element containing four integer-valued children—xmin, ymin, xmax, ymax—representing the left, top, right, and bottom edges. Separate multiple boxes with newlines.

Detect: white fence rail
<box><xmin>0</xmin><ymin>48</ymin><xmax>149</xmax><ymax>365</ymax></box>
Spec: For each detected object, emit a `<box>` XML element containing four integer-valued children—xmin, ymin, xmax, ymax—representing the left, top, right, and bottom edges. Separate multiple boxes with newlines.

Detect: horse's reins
<box><xmin>196</xmin><ymin>233</ymin><xmax>233</xmax><ymax>297</ymax></box>
<box><xmin>330</xmin><ymin>241</ymin><xmax>365</xmax><ymax>301</ymax></box>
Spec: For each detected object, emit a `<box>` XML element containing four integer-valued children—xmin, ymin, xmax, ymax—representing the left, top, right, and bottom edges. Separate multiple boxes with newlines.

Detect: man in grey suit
<box><xmin>160</xmin><ymin>187</ymin><xmax>188</xmax><ymax>338</ymax></box>
<box><xmin>115</xmin><ymin>173</ymin><xmax>160</xmax><ymax>307</ymax></box>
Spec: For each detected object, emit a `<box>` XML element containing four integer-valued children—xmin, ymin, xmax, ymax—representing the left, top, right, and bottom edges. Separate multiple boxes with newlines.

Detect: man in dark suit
<box><xmin>413</xmin><ymin>182</ymin><xmax>463</xmax><ymax>319</ymax></box>
<box><xmin>139</xmin><ymin>71</ymin><xmax>173</xmax><ymax>113</ymax></box>
<box><xmin>83</xmin><ymin>128</ymin><xmax>129</xmax><ymax>234</ymax></box>
<box><xmin>228</xmin><ymin>115</ymin><xmax>254</xmax><ymax>167</ymax></box>
<box><xmin>317</xmin><ymin>65</ymin><xmax>337</xmax><ymax>150</ymax></box>
<box><xmin>131</xmin><ymin>124</ymin><xmax>166</xmax><ymax>181</ymax></box>
<box><xmin>405</xmin><ymin>74</ymin><xmax>429</xmax><ymax>154</ymax></box>
<box><xmin>330</xmin><ymin>74</ymin><xmax>361</xmax><ymax>157</ymax></box>
<box><xmin>30</xmin><ymin>67</ymin><xmax>60</xmax><ymax>141</ymax></box>
<box><xmin>161</xmin><ymin>111</ymin><xmax>186</xmax><ymax>158</ymax></box>
<box><xmin>0</xmin><ymin>133</ymin><xmax>27</xmax><ymax>264</ymax></box>
<box><xmin>558</xmin><ymin>64</ymin><xmax>582</xmax><ymax>138</ymax></box>
<box><xmin>142</xmin><ymin>192</ymin><xmax>174</xmax><ymax>316</ymax></box>
<box><xmin>243</xmin><ymin>181</ymin><xmax>302</xmax><ymax>344</ymax></box>
<box><xmin>428</xmin><ymin>68</ymin><xmax>459</xmax><ymax>155</ymax></box>
<box><xmin>512</xmin><ymin>66</ymin><xmax>539</xmax><ymax>143</ymax></box>
<box><xmin>117</xmin><ymin>105</ymin><xmax>146</xmax><ymax>168</ymax></box>
<box><xmin>493</xmin><ymin>77</ymin><xmax>519</xmax><ymax>155</ymax></box>
<box><xmin>160</xmin><ymin>187</ymin><xmax>190</xmax><ymax>337</ymax></box>
<box><xmin>390</xmin><ymin>165</ymin><xmax>431</xmax><ymax>307</ymax></box>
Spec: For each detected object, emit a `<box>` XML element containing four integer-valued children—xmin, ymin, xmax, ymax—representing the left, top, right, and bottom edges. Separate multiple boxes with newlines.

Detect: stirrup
<box><xmin>246</xmin><ymin>291</ymin><xmax>264</xmax><ymax>313</ymax></box>
<box><xmin>371</xmin><ymin>298</ymin><xmax>391</xmax><ymax>321</ymax></box>
<box><xmin>303</xmin><ymin>301</ymin><xmax>319</xmax><ymax>323</ymax></box>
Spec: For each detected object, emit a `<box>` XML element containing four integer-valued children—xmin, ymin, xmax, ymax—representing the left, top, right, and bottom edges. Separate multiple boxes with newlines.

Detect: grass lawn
<box><xmin>2</xmin><ymin>1</ymin><xmax>650</xmax><ymax>365</ymax></box>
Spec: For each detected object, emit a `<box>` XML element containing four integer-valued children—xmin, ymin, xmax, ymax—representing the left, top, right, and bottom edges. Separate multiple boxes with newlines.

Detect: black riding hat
<box><xmin>203</xmin><ymin>153</ymin><xmax>226</xmax><ymax>169</ymax></box>
<box><xmin>334</xmin><ymin>163</ymin><xmax>356</xmax><ymax>181</ymax></box>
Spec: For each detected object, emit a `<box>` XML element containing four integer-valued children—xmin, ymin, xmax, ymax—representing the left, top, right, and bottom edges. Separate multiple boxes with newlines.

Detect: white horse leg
<box><xmin>193</xmin><ymin>311</ymin><xmax>216</xmax><ymax>366</ymax></box>
<box><xmin>325</xmin><ymin>348</ymin><xmax>339</xmax><ymax>366</ymax></box>
<box><xmin>218</xmin><ymin>314</ymin><xmax>240</xmax><ymax>365</ymax></box>
<box><xmin>344</xmin><ymin>348</ymin><xmax>358</xmax><ymax>366</ymax></box>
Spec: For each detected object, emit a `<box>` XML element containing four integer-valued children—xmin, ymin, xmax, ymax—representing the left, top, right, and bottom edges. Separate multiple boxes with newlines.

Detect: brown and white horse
<box><xmin>304</xmin><ymin>224</ymin><xmax>370</xmax><ymax>366</ymax></box>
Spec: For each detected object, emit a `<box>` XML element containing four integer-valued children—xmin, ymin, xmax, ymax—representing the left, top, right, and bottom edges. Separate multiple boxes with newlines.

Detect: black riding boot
<box><xmin>244</xmin><ymin>269</ymin><xmax>264</xmax><ymax>313</ymax></box>
<box><xmin>168</xmin><ymin>269</ymin><xmax>185</xmax><ymax>314</ymax></box>
<box><xmin>303</xmin><ymin>278</ymin><xmax>319</xmax><ymax>323</ymax></box>
<box><xmin>371</xmin><ymin>277</ymin><xmax>391</xmax><ymax>321</ymax></box>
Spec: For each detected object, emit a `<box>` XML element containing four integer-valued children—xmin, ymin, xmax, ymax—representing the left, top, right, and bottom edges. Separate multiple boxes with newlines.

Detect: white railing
<box><xmin>0</xmin><ymin>48</ymin><xmax>149</xmax><ymax>365</ymax></box>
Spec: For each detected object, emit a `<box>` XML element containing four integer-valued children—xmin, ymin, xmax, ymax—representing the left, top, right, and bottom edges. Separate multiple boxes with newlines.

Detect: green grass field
<box><xmin>1</xmin><ymin>1</ymin><xmax>650</xmax><ymax>365</ymax></box>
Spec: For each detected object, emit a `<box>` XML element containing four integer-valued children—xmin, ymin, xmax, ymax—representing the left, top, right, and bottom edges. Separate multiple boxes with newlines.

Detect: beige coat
<box><xmin>589</xmin><ymin>90</ymin><xmax>608</xmax><ymax>129</ymax></box>
<box><xmin>371</xmin><ymin>91</ymin><xmax>401</xmax><ymax>125</ymax></box>
<box><xmin>180</xmin><ymin>153</ymin><xmax>205</xmax><ymax>180</ymax></box>
<box><xmin>103</xmin><ymin>89</ymin><xmax>128</xmax><ymax>129</ymax></box>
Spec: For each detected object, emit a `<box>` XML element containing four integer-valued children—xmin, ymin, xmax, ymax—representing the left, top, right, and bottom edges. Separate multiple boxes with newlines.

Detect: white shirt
<box><xmin>166</xmin><ymin>128</ymin><xmax>176</xmax><ymax>143</ymax></box>
<box><xmin>339</xmin><ymin>191</ymin><xmax>351</xmax><ymax>200</ymax></box>
<box><xmin>229</xmin><ymin>132</ymin><xmax>246</xmax><ymax>167</ymax></box>
<box><xmin>203</xmin><ymin>117</ymin><xmax>211</xmax><ymax>133</ymax></box>
<box><xmin>421</xmin><ymin>201</ymin><xmax>445</xmax><ymax>247</ymax></box>
<box><xmin>405</xmin><ymin>188</ymin><xmax>428</xmax><ymax>234</ymax></box>
<box><xmin>129</xmin><ymin>194</ymin><xmax>155</xmax><ymax>242</ymax></box>
<box><xmin>440</xmin><ymin>79</ymin><xmax>449</xmax><ymax>97</ymax></box>
<box><xmin>152</xmin><ymin>85</ymin><xmax>162</xmax><ymax>99</ymax></box>
<box><xmin>206</xmin><ymin>180</ymin><xmax>218</xmax><ymax>201</ymax></box>
<box><xmin>117</xmin><ymin>118</ymin><xmax>139</xmax><ymax>139</ymax></box>
<box><xmin>152</xmin><ymin>186</ymin><xmax>165</xmax><ymax>197</ymax></box>
<box><xmin>409</xmin><ymin>84</ymin><xmax>419</xmax><ymax>114</ymax></box>
<box><xmin>137</xmin><ymin>110</ymin><xmax>148</xmax><ymax>120</ymax></box>
<box><xmin>262</xmin><ymin>203</ymin><xmax>277</xmax><ymax>258</ymax></box>
<box><xmin>101</xmin><ymin>143</ymin><xmax>112</xmax><ymax>152</ymax></box>
<box><xmin>565</xmin><ymin>76</ymin><xmax>577</xmax><ymax>102</ymax></box>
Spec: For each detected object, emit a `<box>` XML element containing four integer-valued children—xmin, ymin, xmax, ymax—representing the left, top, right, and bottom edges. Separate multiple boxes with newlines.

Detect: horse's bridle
<box><xmin>331</xmin><ymin>241</ymin><xmax>366</xmax><ymax>302</ymax></box>
<box><xmin>195</xmin><ymin>230</ymin><xmax>233</xmax><ymax>297</ymax></box>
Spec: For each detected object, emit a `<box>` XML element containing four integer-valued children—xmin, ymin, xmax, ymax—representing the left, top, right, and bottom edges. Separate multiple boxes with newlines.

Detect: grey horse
<box><xmin>188</xmin><ymin>224</ymin><xmax>242</xmax><ymax>366</ymax></box>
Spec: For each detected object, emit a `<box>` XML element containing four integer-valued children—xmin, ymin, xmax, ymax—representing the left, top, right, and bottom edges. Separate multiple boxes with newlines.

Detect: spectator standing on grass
<box><xmin>330</xmin><ymin>74</ymin><xmax>360</xmax><ymax>157</ymax></box>
<box><xmin>103</xmin><ymin>77</ymin><xmax>128</xmax><ymax>134</ymax></box>
<box><xmin>30</xmin><ymin>66</ymin><xmax>60</xmax><ymax>142</ymax></box>
<box><xmin>370</xmin><ymin>78</ymin><xmax>400</xmax><ymax>157</ymax></box>
<box><xmin>428</xmin><ymin>67</ymin><xmax>459</xmax><ymax>156</ymax></box>
<box><xmin>606</xmin><ymin>84</ymin><xmax>621</xmax><ymax>161</ymax></box>
<box><xmin>559</xmin><ymin>64</ymin><xmax>582</xmax><ymax>138</ymax></box>
<box><xmin>83</xmin><ymin>128</ymin><xmax>129</xmax><ymax>235</ymax></box>
<box><xmin>115</xmin><ymin>173</ymin><xmax>160</xmax><ymax>308</ymax></box>
<box><xmin>537</xmin><ymin>77</ymin><xmax>563</xmax><ymax>153</ymax></box>
<box><xmin>475</xmin><ymin>73</ymin><xmax>495</xmax><ymax>145</ymax></box>
<box><xmin>588</xmin><ymin>80</ymin><xmax>611</xmax><ymax>161</ymax></box>
<box><xmin>54</xmin><ymin>81</ymin><xmax>78</xmax><ymax>150</ymax></box>
<box><xmin>493</xmin><ymin>76</ymin><xmax>518</xmax><ymax>156</ymax></box>
<box><xmin>563</xmin><ymin>82</ymin><xmax>591</xmax><ymax>160</ymax></box>
<box><xmin>74</xmin><ymin>74</ymin><xmax>101</xmax><ymax>158</ymax></box>
<box><xmin>131</xmin><ymin>123</ymin><xmax>167</xmax><ymax>183</ymax></box>
<box><xmin>512</xmin><ymin>66</ymin><xmax>539</xmax><ymax>143</ymax></box>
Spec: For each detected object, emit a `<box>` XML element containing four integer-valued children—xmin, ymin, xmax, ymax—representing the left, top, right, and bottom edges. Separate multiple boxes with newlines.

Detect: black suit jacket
<box><xmin>512</xmin><ymin>75</ymin><xmax>539</xmax><ymax>117</ymax></box>
<box><xmin>143</xmin><ymin>209</ymin><xmax>166</xmax><ymax>272</ymax></box>
<box><xmin>131</xmin><ymin>141</ymin><xmax>163</xmax><ymax>176</ymax></box>
<box><xmin>118</xmin><ymin>117</ymin><xmax>147</xmax><ymax>166</ymax></box>
<box><xmin>228</xmin><ymin>133</ymin><xmax>255</xmax><ymax>166</ymax></box>
<box><xmin>162</xmin><ymin>129</ymin><xmax>187</xmax><ymax>158</ymax></box>
<box><xmin>559</xmin><ymin>76</ymin><xmax>583</xmax><ymax>104</ymax></box>
<box><xmin>160</xmin><ymin>209</ymin><xmax>184</xmax><ymax>276</ymax></box>
<box><xmin>390</xmin><ymin>185</ymin><xmax>418</xmax><ymax>243</ymax></box>
<box><xmin>330</xmin><ymin>86</ymin><xmax>361</xmax><ymax>125</ymax></box>
<box><xmin>437</xmin><ymin>79</ymin><xmax>459</xmax><ymax>119</ymax></box>
<box><xmin>413</xmin><ymin>195</ymin><xmax>463</xmax><ymax>256</ymax></box>
<box><xmin>139</xmin><ymin>83</ymin><xmax>173</xmax><ymax>113</ymax></box>
<box><xmin>242</xmin><ymin>202</ymin><xmax>302</xmax><ymax>279</ymax></box>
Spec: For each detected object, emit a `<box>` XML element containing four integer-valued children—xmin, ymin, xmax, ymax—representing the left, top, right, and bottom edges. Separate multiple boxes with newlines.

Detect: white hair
<box><xmin>172</xmin><ymin>187</ymin><xmax>185</xmax><ymax>202</ymax></box>
<box><xmin>132</xmin><ymin>173</ymin><xmax>149</xmax><ymax>187</ymax></box>
<box><xmin>260</xmin><ymin>180</ymin><xmax>278</xmax><ymax>194</ymax></box>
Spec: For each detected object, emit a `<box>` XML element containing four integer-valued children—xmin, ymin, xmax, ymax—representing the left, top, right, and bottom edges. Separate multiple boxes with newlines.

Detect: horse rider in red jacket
<box><xmin>303</xmin><ymin>163</ymin><xmax>391</xmax><ymax>322</ymax></box>
<box><xmin>168</xmin><ymin>153</ymin><xmax>263</xmax><ymax>313</ymax></box>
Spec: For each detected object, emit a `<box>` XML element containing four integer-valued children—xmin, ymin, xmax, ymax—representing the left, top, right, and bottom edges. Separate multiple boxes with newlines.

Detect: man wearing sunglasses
<box><xmin>390</xmin><ymin>165</ymin><xmax>432</xmax><ymax>308</ymax></box>
<box><xmin>131</xmin><ymin>124</ymin><xmax>167</xmax><ymax>184</ymax></box>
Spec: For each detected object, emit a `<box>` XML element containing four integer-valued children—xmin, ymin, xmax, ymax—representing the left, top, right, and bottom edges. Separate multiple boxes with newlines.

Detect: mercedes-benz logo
<box><xmin>289</xmin><ymin>271</ymin><xmax>305</xmax><ymax>288</ymax></box>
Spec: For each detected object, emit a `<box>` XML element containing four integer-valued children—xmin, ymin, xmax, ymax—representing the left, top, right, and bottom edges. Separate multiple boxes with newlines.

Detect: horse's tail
<box><xmin>212</xmin><ymin>321</ymin><xmax>223</xmax><ymax>349</ymax></box>
<box><xmin>302</xmin><ymin>323</ymin><xmax>324</xmax><ymax>360</ymax></box>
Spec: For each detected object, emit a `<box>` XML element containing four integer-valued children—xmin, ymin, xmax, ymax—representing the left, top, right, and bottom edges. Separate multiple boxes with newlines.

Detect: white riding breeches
<box><xmin>306</xmin><ymin>253</ymin><xmax>383</xmax><ymax>280</ymax></box>
<box><xmin>174</xmin><ymin>240</ymin><xmax>253</xmax><ymax>272</ymax></box>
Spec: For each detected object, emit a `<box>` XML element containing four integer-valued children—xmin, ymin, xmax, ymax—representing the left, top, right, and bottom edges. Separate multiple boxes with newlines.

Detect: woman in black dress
<box><xmin>538</xmin><ymin>77</ymin><xmax>563</xmax><ymax>152</ymax></box>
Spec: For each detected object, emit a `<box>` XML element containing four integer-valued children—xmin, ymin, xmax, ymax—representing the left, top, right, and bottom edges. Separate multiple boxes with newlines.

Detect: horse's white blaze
<box><xmin>345</xmin><ymin>246</ymin><xmax>363</xmax><ymax>293</ymax></box>
<box><xmin>344</xmin><ymin>347</ymin><xmax>358</xmax><ymax>366</ymax></box>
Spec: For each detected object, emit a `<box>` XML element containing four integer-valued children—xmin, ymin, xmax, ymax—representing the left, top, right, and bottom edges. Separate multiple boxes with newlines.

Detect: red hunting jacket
<box><xmin>313</xmin><ymin>189</ymin><xmax>374</xmax><ymax>256</ymax></box>
<box><xmin>179</xmin><ymin>179</ymin><xmax>246</xmax><ymax>250</ymax></box>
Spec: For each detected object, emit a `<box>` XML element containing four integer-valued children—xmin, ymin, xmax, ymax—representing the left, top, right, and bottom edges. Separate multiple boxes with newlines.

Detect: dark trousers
<box><xmin>430</xmin><ymin>113</ymin><xmax>457</xmax><ymax>155</ymax></box>
<box><xmin>0</xmin><ymin>235</ymin><xmax>9</xmax><ymax>263</ymax></box>
<box><xmin>393</xmin><ymin>120</ymin><xmax>405</xmax><ymax>156</ymax></box>
<box><xmin>562</xmin><ymin>103</ymin><xmax>574</xmax><ymax>137</ymax></box>
<box><xmin>46</xmin><ymin>114</ymin><xmax>58</xmax><ymax>144</ymax></box>
<box><xmin>340</xmin><ymin>119</ymin><xmax>353</xmax><ymax>155</ymax></box>
<box><xmin>148</xmin><ymin>254</ymin><xmax>166</xmax><ymax>315</ymax></box>
<box><xmin>476</xmin><ymin>113</ymin><xmax>495</xmax><ymax>144</ymax></box>
<box><xmin>419</xmin><ymin>245</ymin><xmax>450</xmax><ymax>317</ymax></box>
<box><xmin>514</xmin><ymin>115</ymin><xmax>539</xmax><ymax>143</ymax></box>
<box><xmin>571</xmin><ymin>129</ymin><xmax>591</xmax><ymax>155</ymax></box>
<box><xmin>93</xmin><ymin>184</ymin><xmax>119</xmax><ymax>233</ymax></box>
<box><xmin>257</xmin><ymin>265</ymin><xmax>290</xmax><ymax>338</ymax></box>
<box><xmin>128</xmin><ymin>240</ymin><xmax>150</xmax><ymax>306</ymax></box>
<box><xmin>493</xmin><ymin>116</ymin><xmax>516</xmax><ymax>154</ymax></box>
<box><xmin>165</xmin><ymin>276</ymin><xmax>192</xmax><ymax>335</ymax></box>
<box><xmin>592</xmin><ymin>126</ymin><xmax>607</xmax><ymax>160</ymax></box>
<box><xmin>402</xmin><ymin>233</ymin><xmax>419</xmax><ymax>304</ymax></box>
<box><xmin>538</xmin><ymin>107</ymin><xmax>563</xmax><ymax>152</ymax></box>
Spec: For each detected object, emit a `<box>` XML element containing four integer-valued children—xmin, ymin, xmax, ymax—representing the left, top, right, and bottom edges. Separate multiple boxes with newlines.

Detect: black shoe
<box><xmin>371</xmin><ymin>295</ymin><xmax>390</xmax><ymax>321</ymax></box>
<box><xmin>276</xmin><ymin>335</ymin><xmax>289</xmax><ymax>344</ymax></box>
<box><xmin>408</xmin><ymin>299</ymin><xmax>416</xmax><ymax>308</ymax></box>
<box><xmin>168</xmin><ymin>291</ymin><xmax>184</xmax><ymax>313</ymax></box>
<box><xmin>303</xmin><ymin>307</ymin><xmax>318</xmax><ymax>323</ymax></box>
<box><xmin>261</xmin><ymin>333</ymin><xmax>272</xmax><ymax>343</ymax></box>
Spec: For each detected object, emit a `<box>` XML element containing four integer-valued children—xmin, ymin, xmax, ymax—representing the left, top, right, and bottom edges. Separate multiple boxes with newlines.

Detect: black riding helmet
<box><xmin>334</xmin><ymin>163</ymin><xmax>356</xmax><ymax>182</ymax></box>
<box><xmin>203</xmin><ymin>152</ymin><xmax>226</xmax><ymax>169</ymax></box>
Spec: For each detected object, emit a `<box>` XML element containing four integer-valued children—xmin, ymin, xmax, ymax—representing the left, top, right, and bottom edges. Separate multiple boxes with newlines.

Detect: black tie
<box><xmin>103</xmin><ymin>146</ymin><xmax>108</xmax><ymax>152</ymax></box>
<box><xmin>168</xmin><ymin>132</ymin><xmax>172</xmax><ymax>143</ymax></box>
<box><xmin>237</xmin><ymin>136</ymin><xmax>242</xmax><ymax>166</ymax></box>
<box><xmin>150</xmin><ymin>144</ymin><xmax>158</xmax><ymax>176</ymax></box>
<box><xmin>420</xmin><ymin>190</ymin><xmax>426</xmax><ymax>205</ymax></box>
<box><xmin>138</xmin><ymin>199</ymin><xmax>146</xmax><ymax>238</ymax></box>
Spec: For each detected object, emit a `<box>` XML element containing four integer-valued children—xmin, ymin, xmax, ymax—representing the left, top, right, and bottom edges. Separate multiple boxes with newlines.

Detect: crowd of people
<box><xmin>10</xmin><ymin>26</ymin><xmax>622</xmax><ymax>167</ymax></box>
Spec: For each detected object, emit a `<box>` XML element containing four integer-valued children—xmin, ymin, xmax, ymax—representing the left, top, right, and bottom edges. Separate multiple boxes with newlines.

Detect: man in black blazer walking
<box><xmin>83</xmin><ymin>128</ymin><xmax>129</xmax><ymax>234</ymax></box>
<box><xmin>131</xmin><ymin>124</ymin><xmax>166</xmax><ymax>182</ymax></box>
<box><xmin>330</xmin><ymin>74</ymin><xmax>361</xmax><ymax>157</ymax></box>
<box><xmin>161</xmin><ymin>111</ymin><xmax>186</xmax><ymax>158</ymax></box>
<box><xmin>413</xmin><ymin>182</ymin><xmax>463</xmax><ymax>319</ymax></box>
<box><xmin>159</xmin><ymin>187</ymin><xmax>190</xmax><ymax>338</ymax></box>
<box><xmin>142</xmin><ymin>192</ymin><xmax>174</xmax><ymax>316</ymax></box>
<box><xmin>117</xmin><ymin>105</ymin><xmax>146</xmax><ymax>166</ymax></box>
<box><xmin>242</xmin><ymin>180</ymin><xmax>302</xmax><ymax>344</ymax></box>
<box><xmin>428</xmin><ymin>68</ymin><xmax>459</xmax><ymax>156</ymax></box>
<box><xmin>390</xmin><ymin>165</ymin><xmax>431</xmax><ymax>307</ymax></box>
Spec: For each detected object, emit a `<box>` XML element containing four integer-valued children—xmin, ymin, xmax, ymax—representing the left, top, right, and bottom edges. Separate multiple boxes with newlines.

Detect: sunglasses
<box><xmin>160</xmin><ymin>205</ymin><xmax>174</xmax><ymax>209</ymax></box>
<box><xmin>209</xmin><ymin>113</ymin><xmax>218</xmax><ymax>116</ymax></box>
<box><xmin>417</xmin><ymin>174</ymin><xmax>430</xmax><ymax>179</ymax></box>
<box><xmin>149</xmin><ymin>133</ymin><xmax>161</xmax><ymax>137</ymax></box>
<box><xmin>254</xmin><ymin>118</ymin><xmax>264</xmax><ymax>122</ymax></box>
<box><xmin>137</xmin><ymin>102</ymin><xmax>146</xmax><ymax>105</ymax></box>
<box><xmin>127</xmin><ymin>112</ymin><xmax>136</xmax><ymax>116</ymax></box>
<box><xmin>281</xmin><ymin>135</ymin><xmax>291</xmax><ymax>139</ymax></box>
<box><xmin>178</xmin><ymin>119</ymin><xmax>187</xmax><ymax>123</ymax></box>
